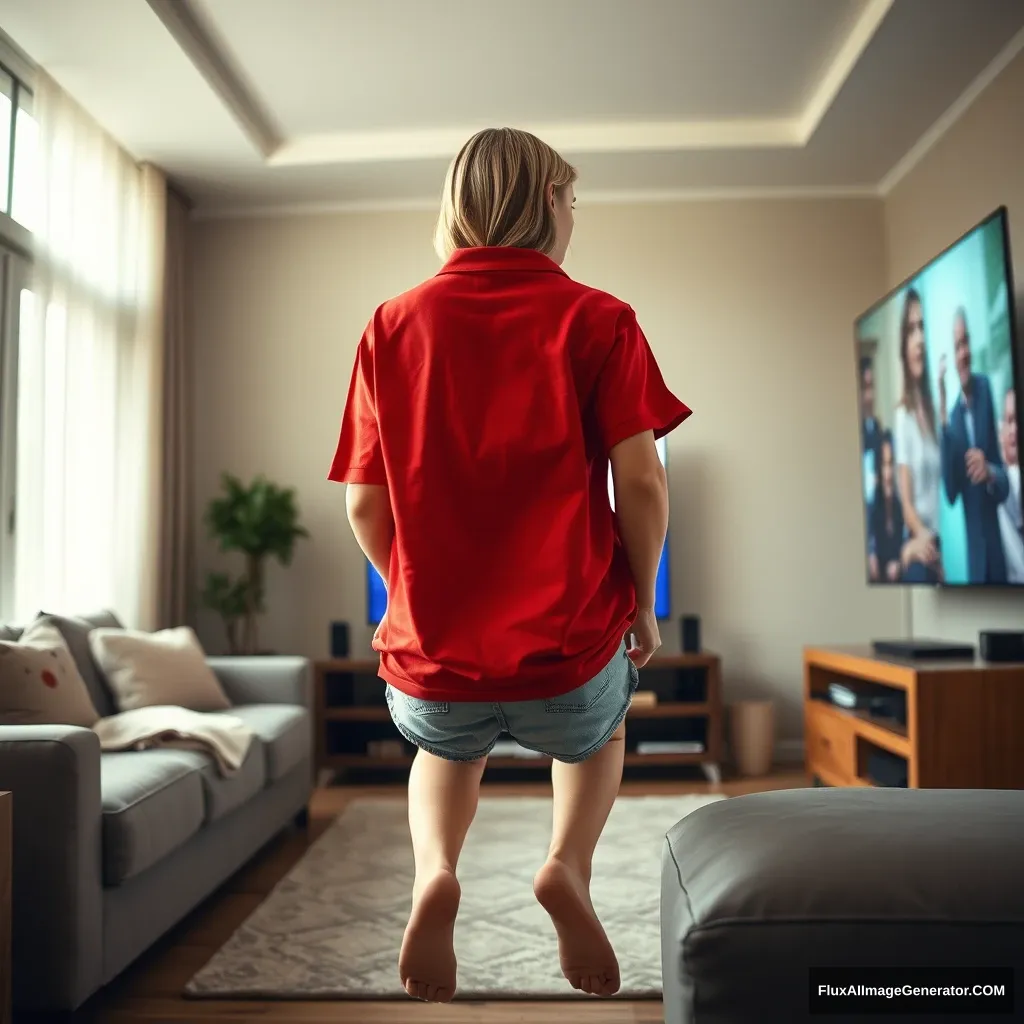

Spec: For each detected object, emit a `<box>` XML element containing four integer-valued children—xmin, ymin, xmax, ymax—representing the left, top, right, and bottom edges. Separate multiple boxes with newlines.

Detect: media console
<box><xmin>804</xmin><ymin>645</ymin><xmax>1024</xmax><ymax>789</ymax></box>
<box><xmin>314</xmin><ymin>652</ymin><xmax>724</xmax><ymax>783</ymax></box>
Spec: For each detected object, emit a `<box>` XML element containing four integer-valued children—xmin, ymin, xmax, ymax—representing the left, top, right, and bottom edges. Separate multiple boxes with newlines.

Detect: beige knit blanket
<box><xmin>92</xmin><ymin>704</ymin><xmax>254</xmax><ymax>775</ymax></box>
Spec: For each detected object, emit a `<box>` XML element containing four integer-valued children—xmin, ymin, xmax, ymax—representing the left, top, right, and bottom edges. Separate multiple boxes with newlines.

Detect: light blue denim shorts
<box><xmin>385</xmin><ymin>639</ymin><xmax>639</xmax><ymax>764</ymax></box>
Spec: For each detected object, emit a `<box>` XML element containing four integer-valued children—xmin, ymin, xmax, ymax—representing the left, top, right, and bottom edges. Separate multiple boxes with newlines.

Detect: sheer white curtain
<box><xmin>13</xmin><ymin>71</ymin><xmax>166</xmax><ymax>628</ymax></box>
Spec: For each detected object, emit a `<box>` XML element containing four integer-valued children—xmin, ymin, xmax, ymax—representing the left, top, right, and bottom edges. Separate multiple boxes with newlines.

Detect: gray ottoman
<box><xmin>661</xmin><ymin>788</ymin><xmax>1024</xmax><ymax>1023</ymax></box>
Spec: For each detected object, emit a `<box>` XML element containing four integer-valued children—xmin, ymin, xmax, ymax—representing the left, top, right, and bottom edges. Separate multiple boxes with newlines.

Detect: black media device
<box><xmin>979</xmin><ymin>629</ymin><xmax>1024</xmax><ymax>662</ymax></box>
<box><xmin>681</xmin><ymin>614</ymin><xmax>701</xmax><ymax>653</ymax></box>
<box><xmin>828</xmin><ymin>682</ymin><xmax>907</xmax><ymax>725</ymax></box>
<box><xmin>330</xmin><ymin>621</ymin><xmax>350</xmax><ymax>658</ymax></box>
<box><xmin>871</xmin><ymin>638</ymin><xmax>975</xmax><ymax>660</ymax></box>
<box><xmin>866</xmin><ymin>748</ymin><xmax>908</xmax><ymax>787</ymax></box>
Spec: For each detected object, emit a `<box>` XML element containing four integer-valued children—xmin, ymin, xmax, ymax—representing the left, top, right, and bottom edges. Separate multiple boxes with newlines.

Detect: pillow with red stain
<box><xmin>0</xmin><ymin>619</ymin><xmax>101</xmax><ymax>726</ymax></box>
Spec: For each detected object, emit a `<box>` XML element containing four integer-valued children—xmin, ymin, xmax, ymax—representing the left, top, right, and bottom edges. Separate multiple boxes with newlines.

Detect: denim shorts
<box><xmin>385</xmin><ymin>639</ymin><xmax>639</xmax><ymax>764</ymax></box>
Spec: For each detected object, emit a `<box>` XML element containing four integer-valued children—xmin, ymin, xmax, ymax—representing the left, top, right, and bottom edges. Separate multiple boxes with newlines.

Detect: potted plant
<box><xmin>201</xmin><ymin>473</ymin><xmax>309</xmax><ymax>655</ymax></box>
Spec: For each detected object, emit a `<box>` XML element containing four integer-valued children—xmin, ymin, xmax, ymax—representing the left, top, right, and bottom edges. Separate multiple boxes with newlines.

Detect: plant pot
<box><xmin>728</xmin><ymin>699</ymin><xmax>775</xmax><ymax>777</ymax></box>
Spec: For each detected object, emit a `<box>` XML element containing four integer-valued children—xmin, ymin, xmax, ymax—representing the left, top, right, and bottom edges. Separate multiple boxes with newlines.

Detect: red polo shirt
<box><xmin>329</xmin><ymin>246</ymin><xmax>691</xmax><ymax>701</ymax></box>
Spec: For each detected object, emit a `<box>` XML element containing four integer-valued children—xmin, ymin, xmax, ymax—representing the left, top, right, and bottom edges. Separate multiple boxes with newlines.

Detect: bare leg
<box><xmin>534</xmin><ymin>722</ymin><xmax>625</xmax><ymax>997</ymax></box>
<box><xmin>399</xmin><ymin>749</ymin><xmax>486</xmax><ymax>1002</ymax></box>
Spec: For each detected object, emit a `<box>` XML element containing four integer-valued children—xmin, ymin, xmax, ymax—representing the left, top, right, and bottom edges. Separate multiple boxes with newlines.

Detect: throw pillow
<box><xmin>36</xmin><ymin>610</ymin><xmax>125</xmax><ymax>718</ymax></box>
<box><xmin>0</xmin><ymin>619</ymin><xmax>102</xmax><ymax>727</ymax></box>
<box><xmin>89</xmin><ymin>626</ymin><xmax>232</xmax><ymax>713</ymax></box>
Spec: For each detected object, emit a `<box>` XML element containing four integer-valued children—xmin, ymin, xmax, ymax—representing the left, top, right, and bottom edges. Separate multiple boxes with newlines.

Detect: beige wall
<box><xmin>191</xmin><ymin>197</ymin><xmax>897</xmax><ymax>742</ymax></box>
<box><xmin>884</xmin><ymin>48</ymin><xmax>1024</xmax><ymax>640</ymax></box>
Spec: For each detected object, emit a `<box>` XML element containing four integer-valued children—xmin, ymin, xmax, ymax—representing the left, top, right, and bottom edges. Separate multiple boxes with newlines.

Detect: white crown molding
<box><xmin>0</xmin><ymin>27</ymin><xmax>37</xmax><ymax>88</ymax></box>
<box><xmin>266</xmin><ymin>1</ymin><xmax>891</xmax><ymax>167</ymax></box>
<box><xmin>190</xmin><ymin>185</ymin><xmax>880</xmax><ymax>221</ymax></box>
<box><xmin>267</xmin><ymin>119</ymin><xmax>804</xmax><ymax>167</ymax></box>
<box><xmin>145</xmin><ymin>0</ymin><xmax>282</xmax><ymax>157</ymax></box>
<box><xmin>155</xmin><ymin>0</ymin><xmax>891</xmax><ymax>168</ymax></box>
<box><xmin>579</xmin><ymin>186</ymin><xmax>879</xmax><ymax>204</ymax></box>
<box><xmin>190</xmin><ymin>196</ymin><xmax>441</xmax><ymax>221</ymax></box>
<box><xmin>878</xmin><ymin>23</ymin><xmax>1024</xmax><ymax>196</ymax></box>
<box><xmin>796</xmin><ymin>0</ymin><xmax>893</xmax><ymax>141</ymax></box>
<box><xmin>159</xmin><ymin>0</ymin><xmax>1023</xmax><ymax>209</ymax></box>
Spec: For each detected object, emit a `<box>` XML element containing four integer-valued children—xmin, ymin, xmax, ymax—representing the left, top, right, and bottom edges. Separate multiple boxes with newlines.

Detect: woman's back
<box><xmin>330</xmin><ymin>244</ymin><xmax>687</xmax><ymax>700</ymax></box>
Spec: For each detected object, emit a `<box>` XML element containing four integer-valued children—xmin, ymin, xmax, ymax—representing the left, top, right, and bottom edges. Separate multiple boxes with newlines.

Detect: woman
<box><xmin>329</xmin><ymin>128</ymin><xmax>690</xmax><ymax>1002</ymax></box>
<box><xmin>893</xmin><ymin>286</ymin><xmax>943</xmax><ymax>582</ymax></box>
<box><xmin>869</xmin><ymin>432</ymin><xmax>907</xmax><ymax>582</ymax></box>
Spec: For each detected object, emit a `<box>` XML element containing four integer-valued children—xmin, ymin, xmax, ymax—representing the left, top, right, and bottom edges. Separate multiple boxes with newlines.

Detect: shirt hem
<box><xmin>375</xmin><ymin>625</ymin><xmax>633</xmax><ymax>703</ymax></box>
<box><xmin>605</xmin><ymin>403</ymin><xmax>692</xmax><ymax>451</ymax></box>
<box><xmin>327</xmin><ymin>465</ymin><xmax>387</xmax><ymax>484</ymax></box>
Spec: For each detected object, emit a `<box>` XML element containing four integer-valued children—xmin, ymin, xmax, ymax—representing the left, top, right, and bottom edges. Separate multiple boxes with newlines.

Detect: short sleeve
<box><xmin>592</xmin><ymin>307</ymin><xmax>692</xmax><ymax>452</ymax></box>
<box><xmin>328</xmin><ymin>327</ymin><xmax>386</xmax><ymax>485</ymax></box>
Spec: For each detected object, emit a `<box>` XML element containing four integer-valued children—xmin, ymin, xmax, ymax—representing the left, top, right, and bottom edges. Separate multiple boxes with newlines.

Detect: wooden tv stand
<box><xmin>804</xmin><ymin>645</ymin><xmax>1024</xmax><ymax>789</ymax></box>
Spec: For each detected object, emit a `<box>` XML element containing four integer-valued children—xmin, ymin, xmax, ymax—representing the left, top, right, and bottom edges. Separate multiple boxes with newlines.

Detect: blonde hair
<box><xmin>434</xmin><ymin>128</ymin><xmax>577</xmax><ymax>260</ymax></box>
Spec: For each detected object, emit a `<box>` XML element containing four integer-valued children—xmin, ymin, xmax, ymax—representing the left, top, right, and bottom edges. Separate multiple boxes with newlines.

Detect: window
<box><xmin>0</xmin><ymin>54</ymin><xmax>35</xmax><ymax>230</ymax></box>
<box><xmin>0</xmin><ymin>249</ymin><xmax>30</xmax><ymax>620</ymax></box>
<box><xmin>0</xmin><ymin>39</ymin><xmax>35</xmax><ymax>617</ymax></box>
<box><xmin>11</xmin><ymin>86</ymin><xmax>37</xmax><ymax>229</ymax></box>
<box><xmin>0</xmin><ymin>69</ymin><xmax>12</xmax><ymax>214</ymax></box>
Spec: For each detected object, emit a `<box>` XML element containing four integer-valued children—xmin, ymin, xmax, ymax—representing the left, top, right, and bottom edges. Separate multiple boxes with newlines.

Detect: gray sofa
<box><xmin>0</xmin><ymin>610</ymin><xmax>314</xmax><ymax>1014</ymax></box>
<box><xmin>662</xmin><ymin>787</ymin><xmax>1024</xmax><ymax>1023</ymax></box>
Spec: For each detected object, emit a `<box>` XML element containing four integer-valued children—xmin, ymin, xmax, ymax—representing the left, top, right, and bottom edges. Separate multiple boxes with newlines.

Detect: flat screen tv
<box><xmin>855</xmin><ymin>206</ymin><xmax>1023</xmax><ymax>587</ymax></box>
<box><xmin>366</xmin><ymin>436</ymin><xmax>672</xmax><ymax>622</ymax></box>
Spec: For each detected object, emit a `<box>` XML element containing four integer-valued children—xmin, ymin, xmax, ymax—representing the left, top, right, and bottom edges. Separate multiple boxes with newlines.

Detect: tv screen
<box><xmin>366</xmin><ymin>436</ymin><xmax>673</xmax><ymax>623</ymax></box>
<box><xmin>855</xmin><ymin>206</ymin><xmax>1022</xmax><ymax>587</ymax></box>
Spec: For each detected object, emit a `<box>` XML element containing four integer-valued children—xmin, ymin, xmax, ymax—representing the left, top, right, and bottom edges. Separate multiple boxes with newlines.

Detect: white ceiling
<box><xmin>0</xmin><ymin>0</ymin><xmax>1022</xmax><ymax>216</ymax></box>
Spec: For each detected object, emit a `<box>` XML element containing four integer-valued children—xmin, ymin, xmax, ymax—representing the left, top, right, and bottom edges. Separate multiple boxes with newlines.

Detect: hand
<box><xmin>905</xmin><ymin>532</ymin><xmax>938</xmax><ymax>565</ymax></box>
<box><xmin>627</xmin><ymin>608</ymin><xmax>661</xmax><ymax>668</ymax></box>
<box><xmin>886</xmin><ymin>560</ymin><xmax>901</xmax><ymax>582</ymax></box>
<box><xmin>965</xmin><ymin>448</ymin><xmax>990</xmax><ymax>485</ymax></box>
<box><xmin>921</xmin><ymin>533</ymin><xmax>938</xmax><ymax>564</ymax></box>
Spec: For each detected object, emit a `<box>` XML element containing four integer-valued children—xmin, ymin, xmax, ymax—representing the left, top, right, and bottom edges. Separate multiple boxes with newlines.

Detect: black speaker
<box><xmin>330</xmin><ymin>621</ymin><xmax>350</xmax><ymax>658</ymax></box>
<box><xmin>681</xmin><ymin>614</ymin><xmax>701</xmax><ymax>653</ymax></box>
<box><xmin>979</xmin><ymin>629</ymin><xmax>1024</xmax><ymax>663</ymax></box>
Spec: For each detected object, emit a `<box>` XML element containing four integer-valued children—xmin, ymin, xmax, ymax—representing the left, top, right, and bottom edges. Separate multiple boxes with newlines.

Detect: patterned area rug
<box><xmin>184</xmin><ymin>793</ymin><xmax>724</xmax><ymax>1000</ymax></box>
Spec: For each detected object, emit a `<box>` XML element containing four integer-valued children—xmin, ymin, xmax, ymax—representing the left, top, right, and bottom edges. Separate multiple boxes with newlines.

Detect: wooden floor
<box><xmin>67</xmin><ymin>768</ymin><xmax>807</xmax><ymax>1024</ymax></box>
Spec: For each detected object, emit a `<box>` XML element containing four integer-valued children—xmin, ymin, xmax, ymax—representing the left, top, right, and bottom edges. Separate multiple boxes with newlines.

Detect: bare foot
<box><xmin>534</xmin><ymin>857</ymin><xmax>620</xmax><ymax>996</ymax></box>
<box><xmin>399</xmin><ymin>869</ymin><xmax>460</xmax><ymax>1002</ymax></box>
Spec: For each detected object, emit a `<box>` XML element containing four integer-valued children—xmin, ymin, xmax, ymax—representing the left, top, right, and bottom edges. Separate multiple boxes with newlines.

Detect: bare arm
<box><xmin>346</xmin><ymin>483</ymin><xmax>394</xmax><ymax>586</ymax></box>
<box><xmin>609</xmin><ymin>430</ymin><xmax>668</xmax><ymax>610</ymax></box>
<box><xmin>898</xmin><ymin>464</ymin><xmax>929</xmax><ymax>538</ymax></box>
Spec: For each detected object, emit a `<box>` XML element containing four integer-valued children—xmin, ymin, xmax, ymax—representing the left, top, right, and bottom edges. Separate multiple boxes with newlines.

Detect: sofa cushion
<box><xmin>37</xmin><ymin>610</ymin><xmax>124</xmax><ymax>718</ymax></box>
<box><xmin>164</xmin><ymin>739</ymin><xmax>267</xmax><ymax>822</ymax></box>
<box><xmin>229</xmin><ymin>704</ymin><xmax>310</xmax><ymax>781</ymax></box>
<box><xmin>101</xmin><ymin>749</ymin><xmax>205</xmax><ymax>885</ymax></box>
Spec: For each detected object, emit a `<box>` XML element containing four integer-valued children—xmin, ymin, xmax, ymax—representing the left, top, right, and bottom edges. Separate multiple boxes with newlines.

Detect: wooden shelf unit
<box><xmin>314</xmin><ymin>652</ymin><xmax>723</xmax><ymax>780</ymax></box>
<box><xmin>804</xmin><ymin>645</ymin><xmax>1024</xmax><ymax>789</ymax></box>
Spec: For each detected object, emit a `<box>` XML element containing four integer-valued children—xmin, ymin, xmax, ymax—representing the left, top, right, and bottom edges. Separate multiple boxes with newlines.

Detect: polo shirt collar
<box><xmin>439</xmin><ymin>246</ymin><xmax>567</xmax><ymax>277</ymax></box>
